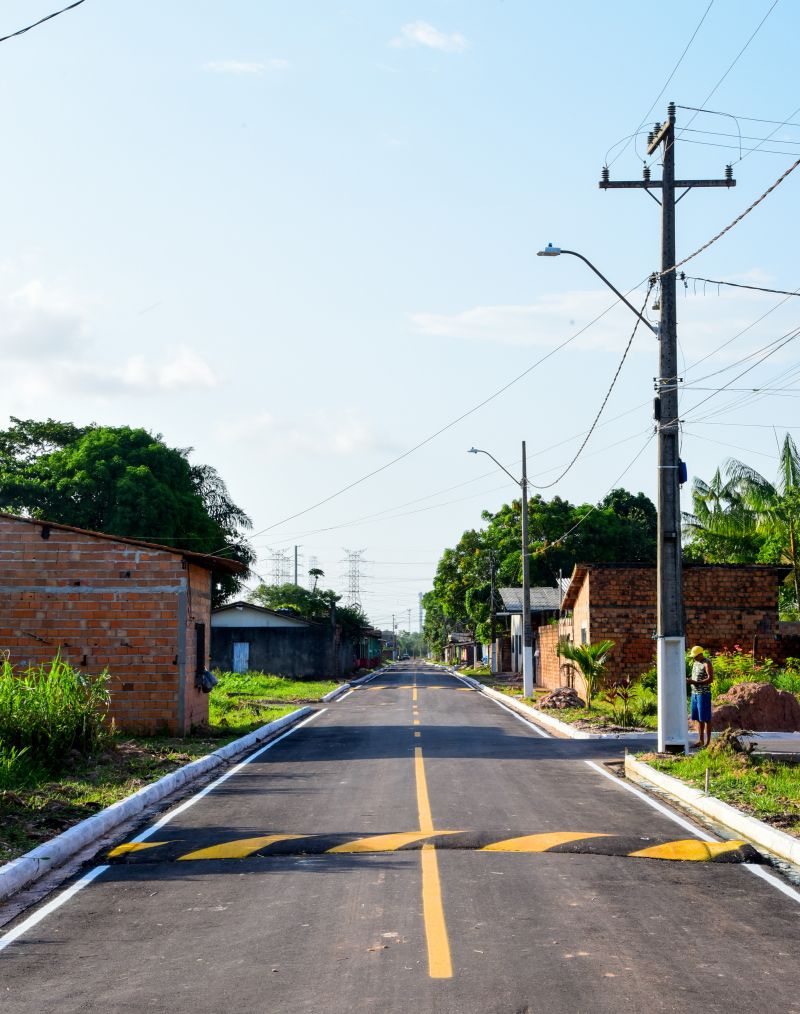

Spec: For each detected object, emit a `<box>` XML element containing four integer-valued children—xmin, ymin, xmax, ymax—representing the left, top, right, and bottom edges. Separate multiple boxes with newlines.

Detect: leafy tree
<box><xmin>249</xmin><ymin>582</ymin><xmax>370</xmax><ymax>642</ymax></box>
<box><xmin>557</xmin><ymin>638</ymin><xmax>615</xmax><ymax>707</ymax></box>
<box><xmin>0</xmin><ymin>417</ymin><xmax>254</xmax><ymax>606</ymax></box>
<box><xmin>424</xmin><ymin>487</ymin><xmax>656</xmax><ymax>644</ymax></box>
<box><xmin>684</xmin><ymin>434</ymin><xmax>800</xmax><ymax>612</ymax></box>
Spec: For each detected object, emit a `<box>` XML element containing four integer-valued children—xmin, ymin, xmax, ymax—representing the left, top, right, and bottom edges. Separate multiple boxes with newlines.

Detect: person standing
<box><xmin>688</xmin><ymin>645</ymin><xmax>713</xmax><ymax>748</ymax></box>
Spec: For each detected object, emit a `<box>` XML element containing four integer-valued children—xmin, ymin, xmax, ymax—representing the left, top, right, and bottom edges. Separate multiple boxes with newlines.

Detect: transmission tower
<box><xmin>342</xmin><ymin>549</ymin><xmax>366</xmax><ymax>608</ymax></box>
<box><xmin>269</xmin><ymin>549</ymin><xmax>291</xmax><ymax>584</ymax></box>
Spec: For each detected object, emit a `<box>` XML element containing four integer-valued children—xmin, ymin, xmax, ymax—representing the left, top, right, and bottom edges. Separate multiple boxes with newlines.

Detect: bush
<box><xmin>0</xmin><ymin>655</ymin><xmax>111</xmax><ymax>768</ymax></box>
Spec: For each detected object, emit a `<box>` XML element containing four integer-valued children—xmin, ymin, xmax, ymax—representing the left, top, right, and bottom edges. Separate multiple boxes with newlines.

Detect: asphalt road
<box><xmin>2</xmin><ymin>663</ymin><xmax>799</xmax><ymax>1013</ymax></box>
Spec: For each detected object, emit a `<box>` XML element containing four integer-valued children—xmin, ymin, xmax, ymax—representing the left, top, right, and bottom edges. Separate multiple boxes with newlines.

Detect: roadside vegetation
<box><xmin>0</xmin><ymin>661</ymin><xmax>338</xmax><ymax>865</ymax></box>
<box><xmin>644</xmin><ymin>736</ymin><xmax>800</xmax><ymax>838</ymax></box>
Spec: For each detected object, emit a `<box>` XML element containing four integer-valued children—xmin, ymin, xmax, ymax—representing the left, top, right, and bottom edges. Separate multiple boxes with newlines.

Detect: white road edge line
<box><xmin>0</xmin><ymin>708</ymin><xmax>328</xmax><ymax>953</ymax></box>
<box><xmin>585</xmin><ymin>759</ymin><xmax>800</xmax><ymax>905</ymax></box>
<box><xmin>132</xmin><ymin>709</ymin><xmax>327</xmax><ymax>843</ymax></box>
<box><xmin>451</xmin><ymin>672</ymin><xmax>551</xmax><ymax>738</ymax></box>
<box><xmin>0</xmin><ymin>865</ymin><xmax>109</xmax><ymax>954</ymax></box>
<box><xmin>338</xmin><ymin>689</ymin><xmax>354</xmax><ymax>701</ymax></box>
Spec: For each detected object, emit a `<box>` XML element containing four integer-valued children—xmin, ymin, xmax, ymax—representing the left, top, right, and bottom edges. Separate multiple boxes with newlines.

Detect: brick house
<box><xmin>0</xmin><ymin>513</ymin><xmax>245</xmax><ymax>734</ymax></box>
<box><xmin>537</xmin><ymin>562</ymin><xmax>798</xmax><ymax>696</ymax></box>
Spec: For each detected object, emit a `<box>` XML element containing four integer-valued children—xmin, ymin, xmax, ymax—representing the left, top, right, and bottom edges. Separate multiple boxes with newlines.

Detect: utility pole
<box><xmin>521</xmin><ymin>440</ymin><xmax>533</xmax><ymax>697</ymax></box>
<box><xmin>294</xmin><ymin>545</ymin><xmax>299</xmax><ymax>586</ymax></box>
<box><xmin>599</xmin><ymin>102</ymin><xmax>735</xmax><ymax>752</ymax></box>
<box><xmin>392</xmin><ymin>614</ymin><xmax>398</xmax><ymax>660</ymax></box>
<box><xmin>489</xmin><ymin>550</ymin><xmax>497</xmax><ymax>674</ymax></box>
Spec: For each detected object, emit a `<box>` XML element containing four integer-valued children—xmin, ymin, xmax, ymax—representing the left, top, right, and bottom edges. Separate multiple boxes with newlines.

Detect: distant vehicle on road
<box><xmin>400</xmin><ymin>653</ymin><xmax>411</xmax><ymax>660</ymax></box>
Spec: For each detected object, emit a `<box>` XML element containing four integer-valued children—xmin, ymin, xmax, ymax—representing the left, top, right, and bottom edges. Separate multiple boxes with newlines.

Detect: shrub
<box><xmin>0</xmin><ymin>655</ymin><xmax>111</xmax><ymax>768</ymax></box>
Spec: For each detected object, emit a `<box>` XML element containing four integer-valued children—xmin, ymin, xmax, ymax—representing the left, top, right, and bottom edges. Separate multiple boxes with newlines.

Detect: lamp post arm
<box><xmin>470</xmin><ymin>448</ymin><xmax>521</xmax><ymax>488</ymax></box>
<box><xmin>559</xmin><ymin>249</ymin><xmax>658</xmax><ymax>335</ymax></box>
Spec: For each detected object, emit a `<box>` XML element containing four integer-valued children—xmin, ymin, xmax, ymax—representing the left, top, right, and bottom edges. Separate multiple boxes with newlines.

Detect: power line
<box><xmin>678</xmin><ymin>1</ymin><xmax>780</xmax><ymax>136</ymax></box>
<box><xmin>529</xmin><ymin>286</ymin><xmax>652</xmax><ymax>489</ymax></box>
<box><xmin>212</xmin><ymin>277</ymin><xmax>651</xmax><ymax>554</ymax></box>
<box><xmin>676</xmin><ymin>106</ymin><xmax>800</xmax><ymax>130</ymax></box>
<box><xmin>681</xmin><ymin>274</ymin><xmax>800</xmax><ymax>298</ymax></box>
<box><xmin>0</xmin><ymin>0</ymin><xmax>87</xmax><ymax>44</ymax></box>
<box><xmin>667</xmin><ymin>156</ymin><xmax>800</xmax><ymax>275</ymax></box>
<box><xmin>606</xmin><ymin>0</ymin><xmax>714</xmax><ymax>169</ymax></box>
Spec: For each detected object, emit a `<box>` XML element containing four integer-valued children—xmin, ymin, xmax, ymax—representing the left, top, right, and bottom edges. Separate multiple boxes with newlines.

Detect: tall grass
<box><xmin>0</xmin><ymin>655</ymin><xmax>112</xmax><ymax>769</ymax></box>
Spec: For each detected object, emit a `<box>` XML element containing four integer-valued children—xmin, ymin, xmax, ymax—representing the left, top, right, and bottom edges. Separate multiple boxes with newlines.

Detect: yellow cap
<box><xmin>689</xmin><ymin>645</ymin><xmax>705</xmax><ymax>658</ymax></box>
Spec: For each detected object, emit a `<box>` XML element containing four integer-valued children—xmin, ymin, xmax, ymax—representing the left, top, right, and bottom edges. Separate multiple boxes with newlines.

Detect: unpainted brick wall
<box><xmin>0</xmin><ymin>517</ymin><xmax>211</xmax><ymax>734</ymax></box>
<box><xmin>559</xmin><ymin>564</ymin><xmax>789</xmax><ymax>682</ymax></box>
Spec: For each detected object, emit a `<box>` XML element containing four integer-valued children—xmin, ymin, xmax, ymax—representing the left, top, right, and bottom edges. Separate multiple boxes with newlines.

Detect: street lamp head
<box><xmin>468</xmin><ymin>447</ymin><xmax>480</xmax><ymax>454</ymax></box>
<box><xmin>537</xmin><ymin>243</ymin><xmax>561</xmax><ymax>257</ymax></box>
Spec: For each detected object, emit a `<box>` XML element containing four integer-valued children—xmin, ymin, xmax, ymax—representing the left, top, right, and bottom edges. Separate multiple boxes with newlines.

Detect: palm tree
<box><xmin>557</xmin><ymin>638</ymin><xmax>615</xmax><ymax>708</ymax></box>
<box><xmin>685</xmin><ymin>433</ymin><xmax>800</xmax><ymax>610</ymax></box>
<box><xmin>308</xmin><ymin>567</ymin><xmax>324</xmax><ymax>592</ymax></box>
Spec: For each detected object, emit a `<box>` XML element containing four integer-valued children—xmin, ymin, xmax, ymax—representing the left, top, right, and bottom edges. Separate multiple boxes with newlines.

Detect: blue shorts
<box><xmin>691</xmin><ymin>691</ymin><xmax>712</xmax><ymax>723</ymax></box>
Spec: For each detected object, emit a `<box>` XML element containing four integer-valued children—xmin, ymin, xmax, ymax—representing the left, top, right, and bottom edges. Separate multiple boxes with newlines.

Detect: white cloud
<box><xmin>0</xmin><ymin>279</ymin><xmax>86</xmax><ymax>358</ymax></box>
<box><xmin>202</xmin><ymin>58</ymin><xmax>290</xmax><ymax>76</ymax></box>
<box><xmin>390</xmin><ymin>21</ymin><xmax>469</xmax><ymax>53</ymax></box>
<box><xmin>409</xmin><ymin>282</ymin><xmax>800</xmax><ymax>360</ymax></box>
<box><xmin>219</xmin><ymin>409</ymin><xmax>397</xmax><ymax>458</ymax></box>
<box><xmin>0</xmin><ymin>273</ymin><xmax>219</xmax><ymax>397</ymax></box>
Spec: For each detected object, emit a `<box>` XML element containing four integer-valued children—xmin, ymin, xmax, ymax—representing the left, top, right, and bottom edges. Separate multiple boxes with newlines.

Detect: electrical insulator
<box><xmin>647</xmin><ymin>132</ymin><xmax>654</xmax><ymax>146</ymax></box>
<box><xmin>643</xmin><ymin>165</ymin><xmax>651</xmax><ymax>182</ymax></box>
<box><xmin>725</xmin><ymin>164</ymin><xmax>733</xmax><ymax>181</ymax></box>
<box><xmin>601</xmin><ymin>165</ymin><xmax>610</xmax><ymax>183</ymax></box>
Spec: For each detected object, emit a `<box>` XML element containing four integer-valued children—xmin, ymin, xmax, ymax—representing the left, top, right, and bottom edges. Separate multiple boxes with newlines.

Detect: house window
<box><xmin>580</xmin><ymin>624</ymin><xmax>588</xmax><ymax>645</ymax></box>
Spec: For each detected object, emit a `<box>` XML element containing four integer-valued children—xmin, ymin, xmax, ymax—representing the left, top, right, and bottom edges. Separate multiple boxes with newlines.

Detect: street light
<box><xmin>537</xmin><ymin>245</ymin><xmax>658</xmax><ymax>336</ymax></box>
<box><xmin>538</xmin><ymin>242</ymin><xmax>688</xmax><ymax>754</ymax></box>
<box><xmin>468</xmin><ymin>443</ymin><xmax>534</xmax><ymax>697</ymax></box>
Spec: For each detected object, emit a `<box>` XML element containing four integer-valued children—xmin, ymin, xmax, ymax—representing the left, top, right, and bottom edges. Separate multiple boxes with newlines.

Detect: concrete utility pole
<box><xmin>520</xmin><ymin>441</ymin><xmax>533</xmax><ymax>697</ymax></box>
<box><xmin>600</xmin><ymin>102</ymin><xmax>735</xmax><ymax>752</ymax></box>
<box><xmin>294</xmin><ymin>545</ymin><xmax>299</xmax><ymax>586</ymax></box>
<box><xmin>468</xmin><ymin>442</ymin><xmax>533</xmax><ymax>695</ymax></box>
<box><xmin>489</xmin><ymin>551</ymin><xmax>497</xmax><ymax>674</ymax></box>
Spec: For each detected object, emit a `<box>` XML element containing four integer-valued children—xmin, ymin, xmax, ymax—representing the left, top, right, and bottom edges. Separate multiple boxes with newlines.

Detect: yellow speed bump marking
<box><xmin>327</xmin><ymin>831</ymin><xmax>460</xmax><ymax>854</ymax></box>
<box><xmin>178</xmin><ymin>834</ymin><xmax>303</xmax><ymax>861</ymax></box>
<box><xmin>629</xmin><ymin>839</ymin><xmax>749</xmax><ymax>861</ymax></box>
<box><xmin>107</xmin><ymin>841</ymin><xmax>172</xmax><ymax>858</ymax></box>
<box><xmin>480</xmin><ymin>832</ymin><xmax>611</xmax><ymax>852</ymax></box>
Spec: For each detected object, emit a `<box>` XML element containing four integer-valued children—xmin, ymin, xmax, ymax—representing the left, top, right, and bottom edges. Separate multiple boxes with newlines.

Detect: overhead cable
<box><xmin>681</xmin><ymin>274</ymin><xmax>800</xmax><ymax>298</ymax></box>
<box><xmin>606</xmin><ymin>1</ymin><xmax>714</xmax><ymax>169</ymax></box>
<box><xmin>529</xmin><ymin>286</ymin><xmax>653</xmax><ymax>489</ymax></box>
<box><xmin>0</xmin><ymin>0</ymin><xmax>87</xmax><ymax>44</ymax></box>
<box><xmin>212</xmin><ymin>277</ymin><xmax>652</xmax><ymax>554</ymax></box>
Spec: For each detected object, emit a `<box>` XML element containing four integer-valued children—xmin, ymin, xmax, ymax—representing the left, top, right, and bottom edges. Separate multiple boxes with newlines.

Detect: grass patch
<box><xmin>644</xmin><ymin>749</ymin><xmax>800</xmax><ymax>837</ymax></box>
<box><xmin>0</xmin><ymin>670</ymin><xmax>337</xmax><ymax>864</ymax></box>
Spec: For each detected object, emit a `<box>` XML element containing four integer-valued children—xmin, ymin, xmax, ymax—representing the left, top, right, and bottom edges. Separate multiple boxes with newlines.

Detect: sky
<box><xmin>2</xmin><ymin>0</ymin><xmax>799</xmax><ymax>632</ymax></box>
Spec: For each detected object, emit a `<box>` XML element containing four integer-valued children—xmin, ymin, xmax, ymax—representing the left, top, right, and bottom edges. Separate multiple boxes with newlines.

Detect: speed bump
<box><xmin>105</xmin><ymin>831</ymin><xmax>762</xmax><ymax>864</ymax></box>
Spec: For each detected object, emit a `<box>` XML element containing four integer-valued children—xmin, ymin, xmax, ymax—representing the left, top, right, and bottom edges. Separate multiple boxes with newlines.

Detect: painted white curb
<box><xmin>0</xmin><ymin>706</ymin><xmax>313</xmax><ymax>903</ymax></box>
<box><xmin>625</xmin><ymin>753</ymin><xmax>800</xmax><ymax>868</ymax></box>
<box><xmin>320</xmin><ymin>685</ymin><xmax>348</xmax><ymax>701</ymax></box>
<box><xmin>450</xmin><ymin>669</ymin><xmax>657</xmax><ymax>741</ymax></box>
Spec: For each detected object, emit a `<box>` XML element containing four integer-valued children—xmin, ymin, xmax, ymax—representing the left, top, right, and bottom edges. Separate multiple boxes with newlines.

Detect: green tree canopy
<box><xmin>0</xmin><ymin>417</ymin><xmax>254</xmax><ymax>606</ymax></box>
<box><xmin>249</xmin><ymin>582</ymin><xmax>370</xmax><ymax>641</ymax></box>
<box><xmin>423</xmin><ymin>487</ymin><xmax>656</xmax><ymax>651</ymax></box>
<box><xmin>683</xmin><ymin>433</ymin><xmax>800</xmax><ymax>612</ymax></box>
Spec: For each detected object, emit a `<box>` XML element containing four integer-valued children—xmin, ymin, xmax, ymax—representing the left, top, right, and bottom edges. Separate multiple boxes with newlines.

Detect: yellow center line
<box><xmin>414</xmin><ymin>731</ymin><xmax>421</xmax><ymax>738</ymax></box>
<box><xmin>414</xmin><ymin>745</ymin><xmax>452</xmax><ymax>979</ymax></box>
<box><xmin>413</xmin><ymin>718</ymin><xmax>420</xmax><ymax>725</ymax></box>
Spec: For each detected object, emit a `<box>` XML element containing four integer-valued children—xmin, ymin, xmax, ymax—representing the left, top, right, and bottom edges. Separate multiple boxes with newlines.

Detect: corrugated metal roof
<box><xmin>498</xmin><ymin>584</ymin><xmax>566</xmax><ymax>612</ymax></box>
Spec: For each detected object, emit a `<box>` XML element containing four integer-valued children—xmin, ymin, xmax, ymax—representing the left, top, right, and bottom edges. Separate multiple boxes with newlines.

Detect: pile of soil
<box><xmin>711</xmin><ymin>681</ymin><xmax>800</xmax><ymax>732</ymax></box>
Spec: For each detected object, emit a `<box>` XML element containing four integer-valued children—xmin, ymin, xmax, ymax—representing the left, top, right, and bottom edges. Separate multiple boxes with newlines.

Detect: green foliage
<box><xmin>208</xmin><ymin>670</ymin><xmax>338</xmax><ymax>734</ymax></box>
<box><xmin>0</xmin><ymin>656</ymin><xmax>112</xmax><ymax>768</ymax></box>
<box><xmin>424</xmin><ymin>487</ymin><xmax>656</xmax><ymax>645</ymax></box>
<box><xmin>557</xmin><ymin>638</ymin><xmax>615</xmax><ymax>707</ymax></box>
<box><xmin>249</xmin><ymin>582</ymin><xmax>370</xmax><ymax>641</ymax></box>
<box><xmin>0</xmin><ymin>744</ymin><xmax>37</xmax><ymax>790</ymax></box>
<box><xmin>683</xmin><ymin>433</ymin><xmax>800</xmax><ymax>615</ymax></box>
<box><xmin>0</xmin><ymin>417</ymin><xmax>254</xmax><ymax>606</ymax></box>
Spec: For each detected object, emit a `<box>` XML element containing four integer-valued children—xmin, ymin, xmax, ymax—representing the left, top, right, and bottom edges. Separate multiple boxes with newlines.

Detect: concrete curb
<box><xmin>321</xmin><ymin>683</ymin><xmax>351</xmax><ymax>701</ymax></box>
<box><xmin>0</xmin><ymin>706</ymin><xmax>313</xmax><ymax>903</ymax></box>
<box><xmin>625</xmin><ymin>753</ymin><xmax>800</xmax><ymax>868</ymax></box>
<box><xmin>449</xmin><ymin>669</ymin><xmax>659</xmax><ymax>741</ymax></box>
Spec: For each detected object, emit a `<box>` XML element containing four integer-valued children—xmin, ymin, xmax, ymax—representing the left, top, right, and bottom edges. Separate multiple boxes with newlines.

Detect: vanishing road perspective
<box><xmin>2</xmin><ymin>663</ymin><xmax>799</xmax><ymax>1013</ymax></box>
